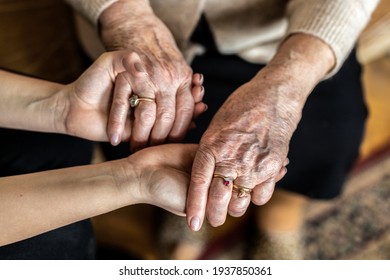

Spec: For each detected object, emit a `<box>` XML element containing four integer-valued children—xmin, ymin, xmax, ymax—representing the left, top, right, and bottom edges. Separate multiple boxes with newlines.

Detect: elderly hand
<box><xmin>185</xmin><ymin>76</ymin><xmax>298</xmax><ymax>230</ymax></box>
<box><xmin>185</xmin><ymin>33</ymin><xmax>335</xmax><ymax>231</ymax></box>
<box><xmin>99</xmin><ymin>0</ymin><xmax>199</xmax><ymax>151</ymax></box>
<box><xmin>64</xmin><ymin>51</ymin><xmax>205</xmax><ymax>143</ymax></box>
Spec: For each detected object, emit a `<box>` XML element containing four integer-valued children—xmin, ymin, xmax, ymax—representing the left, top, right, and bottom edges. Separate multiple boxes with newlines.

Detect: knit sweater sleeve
<box><xmin>64</xmin><ymin>0</ymin><xmax>119</xmax><ymax>25</ymax></box>
<box><xmin>286</xmin><ymin>0</ymin><xmax>379</xmax><ymax>76</ymax></box>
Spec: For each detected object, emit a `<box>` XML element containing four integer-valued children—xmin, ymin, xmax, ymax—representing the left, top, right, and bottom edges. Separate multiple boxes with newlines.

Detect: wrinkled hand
<box><xmin>186</xmin><ymin>74</ymin><xmax>306</xmax><ymax>231</ymax></box>
<box><xmin>184</xmin><ymin>33</ymin><xmax>334</xmax><ymax>231</ymax></box>
<box><xmin>63</xmin><ymin>51</ymin><xmax>204</xmax><ymax>143</ymax></box>
<box><xmin>126</xmin><ymin>144</ymin><xmax>198</xmax><ymax>216</ymax></box>
<box><xmin>99</xmin><ymin>0</ymin><xmax>199</xmax><ymax>150</ymax></box>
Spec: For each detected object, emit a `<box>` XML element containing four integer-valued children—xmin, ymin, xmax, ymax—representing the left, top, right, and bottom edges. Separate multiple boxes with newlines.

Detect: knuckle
<box><xmin>157</xmin><ymin>111</ymin><xmax>175</xmax><ymax>125</ymax></box>
<box><xmin>190</xmin><ymin>173</ymin><xmax>211</xmax><ymax>187</ymax></box>
<box><xmin>176</xmin><ymin>105</ymin><xmax>194</xmax><ymax>118</ymax></box>
<box><xmin>111</xmin><ymin>101</ymin><xmax>128</xmax><ymax>115</ymax></box>
<box><xmin>209</xmin><ymin>191</ymin><xmax>229</xmax><ymax>202</ymax></box>
<box><xmin>138</xmin><ymin>109</ymin><xmax>156</xmax><ymax>125</ymax></box>
<box><xmin>259</xmin><ymin>154</ymin><xmax>284</xmax><ymax>177</ymax></box>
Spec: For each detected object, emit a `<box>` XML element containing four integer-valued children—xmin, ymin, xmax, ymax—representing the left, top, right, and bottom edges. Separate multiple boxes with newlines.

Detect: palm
<box><xmin>130</xmin><ymin>144</ymin><xmax>198</xmax><ymax>216</ymax></box>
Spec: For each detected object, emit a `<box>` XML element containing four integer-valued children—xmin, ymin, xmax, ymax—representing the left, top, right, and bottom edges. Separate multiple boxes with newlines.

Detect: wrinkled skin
<box><xmin>185</xmin><ymin>34</ymin><xmax>335</xmax><ymax>230</ymax></box>
<box><xmin>97</xmin><ymin>0</ymin><xmax>335</xmax><ymax>231</ymax></box>
<box><xmin>99</xmin><ymin>0</ymin><xmax>204</xmax><ymax>151</ymax></box>
<box><xmin>64</xmin><ymin>51</ymin><xmax>204</xmax><ymax>145</ymax></box>
<box><xmin>186</xmin><ymin>73</ymin><xmax>301</xmax><ymax>229</ymax></box>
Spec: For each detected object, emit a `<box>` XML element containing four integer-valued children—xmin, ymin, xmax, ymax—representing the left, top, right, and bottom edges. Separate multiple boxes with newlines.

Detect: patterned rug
<box><xmin>304</xmin><ymin>152</ymin><xmax>390</xmax><ymax>259</ymax></box>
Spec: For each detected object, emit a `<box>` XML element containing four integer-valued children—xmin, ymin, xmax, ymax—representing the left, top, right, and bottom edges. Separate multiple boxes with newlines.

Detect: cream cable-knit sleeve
<box><xmin>64</xmin><ymin>0</ymin><xmax>119</xmax><ymax>25</ymax></box>
<box><xmin>287</xmin><ymin>0</ymin><xmax>379</xmax><ymax>76</ymax></box>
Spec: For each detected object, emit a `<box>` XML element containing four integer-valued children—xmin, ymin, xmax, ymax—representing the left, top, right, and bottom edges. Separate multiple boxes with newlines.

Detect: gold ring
<box><xmin>232</xmin><ymin>184</ymin><xmax>252</xmax><ymax>198</ymax></box>
<box><xmin>213</xmin><ymin>174</ymin><xmax>233</xmax><ymax>187</ymax></box>
<box><xmin>129</xmin><ymin>94</ymin><xmax>155</xmax><ymax>108</ymax></box>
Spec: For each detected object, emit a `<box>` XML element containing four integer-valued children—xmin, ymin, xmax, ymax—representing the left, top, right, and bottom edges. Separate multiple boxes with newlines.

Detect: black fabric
<box><xmin>0</xmin><ymin>220</ymin><xmax>95</xmax><ymax>260</ymax></box>
<box><xmin>0</xmin><ymin>129</ymin><xmax>96</xmax><ymax>259</ymax></box>
<box><xmin>186</xmin><ymin>16</ymin><xmax>367</xmax><ymax>199</ymax></box>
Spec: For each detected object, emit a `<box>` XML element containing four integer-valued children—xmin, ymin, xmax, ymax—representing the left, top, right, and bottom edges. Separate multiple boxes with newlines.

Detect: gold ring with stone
<box><xmin>129</xmin><ymin>94</ymin><xmax>155</xmax><ymax>108</ymax></box>
<box><xmin>232</xmin><ymin>184</ymin><xmax>252</xmax><ymax>198</ymax></box>
<box><xmin>213</xmin><ymin>174</ymin><xmax>234</xmax><ymax>187</ymax></box>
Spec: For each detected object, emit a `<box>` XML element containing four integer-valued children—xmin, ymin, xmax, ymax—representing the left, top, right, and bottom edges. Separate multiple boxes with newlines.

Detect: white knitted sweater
<box><xmin>65</xmin><ymin>0</ymin><xmax>379</xmax><ymax>75</ymax></box>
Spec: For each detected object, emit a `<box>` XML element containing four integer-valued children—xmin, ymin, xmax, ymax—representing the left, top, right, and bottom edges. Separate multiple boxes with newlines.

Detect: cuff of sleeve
<box><xmin>286</xmin><ymin>0</ymin><xmax>379</xmax><ymax>78</ymax></box>
<box><xmin>65</xmin><ymin>0</ymin><xmax>119</xmax><ymax>26</ymax></box>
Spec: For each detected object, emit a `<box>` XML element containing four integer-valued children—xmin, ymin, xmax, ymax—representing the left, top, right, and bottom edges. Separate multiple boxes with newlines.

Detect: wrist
<box><xmin>54</xmin><ymin>84</ymin><xmax>72</xmax><ymax>136</ymax></box>
<box><xmin>254</xmin><ymin>33</ymin><xmax>335</xmax><ymax>106</ymax></box>
<box><xmin>268</xmin><ymin>33</ymin><xmax>335</xmax><ymax>85</ymax></box>
<box><xmin>113</xmin><ymin>157</ymin><xmax>144</xmax><ymax>206</ymax></box>
<box><xmin>98</xmin><ymin>0</ymin><xmax>154</xmax><ymax>46</ymax></box>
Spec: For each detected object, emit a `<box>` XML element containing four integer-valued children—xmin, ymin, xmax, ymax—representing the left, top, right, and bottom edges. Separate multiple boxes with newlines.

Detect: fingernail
<box><xmin>190</xmin><ymin>216</ymin><xmax>201</xmax><ymax>231</ymax></box>
<box><xmin>199</xmin><ymin>73</ymin><xmax>204</xmax><ymax>84</ymax></box>
<box><xmin>204</xmin><ymin>104</ymin><xmax>208</xmax><ymax>112</ymax></box>
<box><xmin>110</xmin><ymin>133</ymin><xmax>120</xmax><ymax>146</ymax></box>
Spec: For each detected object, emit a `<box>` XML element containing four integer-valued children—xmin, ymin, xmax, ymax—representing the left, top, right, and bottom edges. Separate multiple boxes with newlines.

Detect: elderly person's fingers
<box><xmin>193</xmin><ymin>101</ymin><xmax>207</xmax><ymax>119</ymax></box>
<box><xmin>130</xmin><ymin>100</ymin><xmax>157</xmax><ymax>151</ymax></box>
<box><xmin>227</xmin><ymin>192</ymin><xmax>251</xmax><ymax>218</ymax></box>
<box><xmin>251</xmin><ymin>180</ymin><xmax>276</xmax><ymax>206</ymax></box>
<box><xmin>148</xmin><ymin>90</ymin><xmax>177</xmax><ymax>145</ymax></box>
<box><xmin>275</xmin><ymin>166</ymin><xmax>288</xmax><ymax>182</ymax></box>
<box><xmin>120</xmin><ymin>53</ymin><xmax>159</xmax><ymax>151</ymax></box>
<box><xmin>188</xmin><ymin>78</ymin><xmax>207</xmax><ymax>130</ymax></box>
<box><xmin>205</xmin><ymin>166</ymin><xmax>238</xmax><ymax>226</ymax></box>
<box><xmin>166</xmin><ymin>87</ymin><xmax>194</xmax><ymax>143</ymax></box>
<box><xmin>122</xmin><ymin>52</ymin><xmax>200</xmax><ymax>147</ymax></box>
<box><xmin>227</xmin><ymin>164</ymin><xmax>287</xmax><ymax>217</ymax></box>
<box><xmin>192</xmin><ymin>73</ymin><xmax>204</xmax><ymax>88</ymax></box>
<box><xmin>186</xmin><ymin>145</ymin><xmax>216</xmax><ymax>231</ymax></box>
<box><xmin>107</xmin><ymin>72</ymin><xmax>132</xmax><ymax>146</ymax></box>
<box><xmin>168</xmin><ymin>75</ymin><xmax>206</xmax><ymax>141</ymax></box>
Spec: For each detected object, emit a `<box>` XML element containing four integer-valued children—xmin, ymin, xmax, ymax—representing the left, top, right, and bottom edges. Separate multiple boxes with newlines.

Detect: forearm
<box><xmin>0</xmin><ymin>70</ymin><xmax>67</xmax><ymax>134</ymax></box>
<box><xmin>270</xmin><ymin>33</ymin><xmax>334</xmax><ymax>87</ymax></box>
<box><xmin>99</xmin><ymin>0</ymin><xmax>153</xmax><ymax>29</ymax></box>
<box><xmin>244</xmin><ymin>33</ymin><xmax>335</xmax><ymax>137</ymax></box>
<box><xmin>98</xmin><ymin>0</ymin><xmax>171</xmax><ymax>51</ymax></box>
<box><xmin>0</xmin><ymin>158</ymin><xmax>135</xmax><ymax>246</ymax></box>
<box><xmin>255</xmin><ymin>33</ymin><xmax>335</xmax><ymax>105</ymax></box>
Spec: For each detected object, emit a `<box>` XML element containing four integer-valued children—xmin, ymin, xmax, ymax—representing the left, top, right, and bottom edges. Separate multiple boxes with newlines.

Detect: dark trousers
<box><xmin>0</xmin><ymin>130</ymin><xmax>96</xmax><ymax>259</ymax></box>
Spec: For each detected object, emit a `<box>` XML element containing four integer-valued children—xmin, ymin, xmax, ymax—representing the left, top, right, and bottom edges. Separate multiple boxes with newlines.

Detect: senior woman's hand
<box><xmin>99</xmin><ymin>0</ymin><xmax>198</xmax><ymax>150</ymax></box>
<box><xmin>186</xmin><ymin>33</ymin><xmax>336</xmax><ymax>230</ymax></box>
<box><xmin>64</xmin><ymin>51</ymin><xmax>205</xmax><ymax>143</ymax></box>
<box><xmin>186</xmin><ymin>75</ymin><xmax>298</xmax><ymax>229</ymax></box>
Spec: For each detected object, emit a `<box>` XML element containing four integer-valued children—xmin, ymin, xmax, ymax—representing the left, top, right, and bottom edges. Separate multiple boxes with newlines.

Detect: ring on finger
<box><xmin>129</xmin><ymin>94</ymin><xmax>155</xmax><ymax>108</ymax></box>
<box><xmin>232</xmin><ymin>184</ymin><xmax>252</xmax><ymax>198</ymax></box>
<box><xmin>213</xmin><ymin>174</ymin><xmax>234</xmax><ymax>187</ymax></box>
